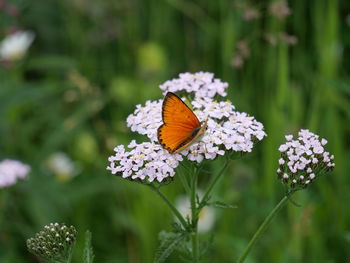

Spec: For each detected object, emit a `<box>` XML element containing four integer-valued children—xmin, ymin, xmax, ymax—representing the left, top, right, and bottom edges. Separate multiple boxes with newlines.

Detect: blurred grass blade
<box><xmin>83</xmin><ymin>231</ymin><xmax>94</xmax><ymax>263</ymax></box>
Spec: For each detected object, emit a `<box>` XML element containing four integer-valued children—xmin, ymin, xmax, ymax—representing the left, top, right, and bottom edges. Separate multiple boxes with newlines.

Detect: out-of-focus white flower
<box><xmin>46</xmin><ymin>153</ymin><xmax>77</xmax><ymax>182</ymax></box>
<box><xmin>269</xmin><ymin>0</ymin><xmax>291</xmax><ymax>20</ymax></box>
<box><xmin>277</xmin><ymin>129</ymin><xmax>335</xmax><ymax>189</ymax></box>
<box><xmin>243</xmin><ymin>8</ymin><xmax>260</xmax><ymax>21</ymax></box>
<box><xmin>0</xmin><ymin>31</ymin><xmax>35</xmax><ymax>61</ymax></box>
<box><xmin>175</xmin><ymin>192</ymin><xmax>215</xmax><ymax>233</ymax></box>
<box><xmin>159</xmin><ymin>72</ymin><xmax>228</xmax><ymax>98</ymax></box>
<box><xmin>108</xmin><ymin>72</ymin><xmax>266</xmax><ymax>182</ymax></box>
<box><xmin>0</xmin><ymin>159</ymin><xmax>30</xmax><ymax>188</ymax></box>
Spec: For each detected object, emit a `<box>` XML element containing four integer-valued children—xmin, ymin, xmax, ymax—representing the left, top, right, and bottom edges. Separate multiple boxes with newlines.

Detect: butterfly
<box><xmin>157</xmin><ymin>92</ymin><xmax>208</xmax><ymax>154</ymax></box>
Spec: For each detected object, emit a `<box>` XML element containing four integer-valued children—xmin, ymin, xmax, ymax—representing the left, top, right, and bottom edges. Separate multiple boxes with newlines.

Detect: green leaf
<box><xmin>83</xmin><ymin>231</ymin><xmax>94</xmax><ymax>263</ymax></box>
<box><xmin>154</xmin><ymin>231</ymin><xmax>187</xmax><ymax>263</ymax></box>
<box><xmin>208</xmin><ymin>201</ymin><xmax>237</xmax><ymax>209</ymax></box>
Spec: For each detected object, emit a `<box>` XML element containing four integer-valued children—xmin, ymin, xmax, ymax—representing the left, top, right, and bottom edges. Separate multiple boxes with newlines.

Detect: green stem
<box><xmin>147</xmin><ymin>184</ymin><xmax>189</xmax><ymax>229</ymax></box>
<box><xmin>177</xmin><ymin>164</ymin><xmax>191</xmax><ymax>196</ymax></box>
<box><xmin>200</xmin><ymin>159</ymin><xmax>230</xmax><ymax>206</ymax></box>
<box><xmin>236</xmin><ymin>195</ymin><xmax>289</xmax><ymax>263</ymax></box>
<box><xmin>190</xmin><ymin>167</ymin><xmax>199</xmax><ymax>263</ymax></box>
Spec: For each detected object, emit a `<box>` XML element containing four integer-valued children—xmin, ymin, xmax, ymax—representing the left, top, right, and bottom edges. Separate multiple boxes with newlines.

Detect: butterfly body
<box><xmin>157</xmin><ymin>92</ymin><xmax>208</xmax><ymax>154</ymax></box>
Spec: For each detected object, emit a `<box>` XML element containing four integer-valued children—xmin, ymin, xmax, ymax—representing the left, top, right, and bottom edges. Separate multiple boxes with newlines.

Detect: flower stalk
<box><xmin>236</xmin><ymin>195</ymin><xmax>289</xmax><ymax>263</ymax></box>
<box><xmin>200</xmin><ymin>159</ymin><xmax>230</xmax><ymax>207</ymax></box>
<box><xmin>148</xmin><ymin>184</ymin><xmax>189</xmax><ymax>230</ymax></box>
<box><xmin>190</xmin><ymin>167</ymin><xmax>199</xmax><ymax>262</ymax></box>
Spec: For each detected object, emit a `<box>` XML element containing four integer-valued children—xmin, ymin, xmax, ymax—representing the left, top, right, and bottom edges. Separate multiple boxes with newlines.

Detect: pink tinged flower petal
<box><xmin>279</xmin><ymin>144</ymin><xmax>288</xmax><ymax>152</ymax></box>
<box><xmin>285</xmin><ymin>135</ymin><xmax>293</xmax><ymax>141</ymax></box>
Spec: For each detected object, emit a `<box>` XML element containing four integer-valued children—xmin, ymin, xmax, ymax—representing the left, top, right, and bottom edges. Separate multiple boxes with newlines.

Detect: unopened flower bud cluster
<box><xmin>277</xmin><ymin>129</ymin><xmax>335</xmax><ymax>189</ymax></box>
<box><xmin>27</xmin><ymin>223</ymin><xmax>77</xmax><ymax>261</ymax></box>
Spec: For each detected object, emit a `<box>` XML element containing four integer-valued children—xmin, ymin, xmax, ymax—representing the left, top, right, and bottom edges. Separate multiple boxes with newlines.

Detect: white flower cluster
<box><xmin>127</xmin><ymin>99</ymin><xmax>162</xmax><ymax>142</ymax></box>
<box><xmin>159</xmin><ymin>72</ymin><xmax>228</xmax><ymax>98</ymax></box>
<box><xmin>277</xmin><ymin>129</ymin><xmax>335</xmax><ymax>189</ymax></box>
<box><xmin>107</xmin><ymin>141</ymin><xmax>183</xmax><ymax>182</ymax></box>
<box><xmin>125</xmin><ymin>96</ymin><xmax>266</xmax><ymax>162</ymax></box>
<box><xmin>0</xmin><ymin>159</ymin><xmax>30</xmax><ymax>188</ymax></box>
<box><xmin>108</xmin><ymin>72</ymin><xmax>266</xmax><ymax>182</ymax></box>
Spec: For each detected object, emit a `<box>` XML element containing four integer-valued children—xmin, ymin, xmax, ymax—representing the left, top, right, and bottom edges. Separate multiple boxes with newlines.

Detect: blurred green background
<box><xmin>1</xmin><ymin>0</ymin><xmax>349</xmax><ymax>262</ymax></box>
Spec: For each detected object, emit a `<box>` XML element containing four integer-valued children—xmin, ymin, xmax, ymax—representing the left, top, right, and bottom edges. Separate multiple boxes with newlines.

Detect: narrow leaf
<box><xmin>208</xmin><ymin>201</ymin><xmax>237</xmax><ymax>209</ymax></box>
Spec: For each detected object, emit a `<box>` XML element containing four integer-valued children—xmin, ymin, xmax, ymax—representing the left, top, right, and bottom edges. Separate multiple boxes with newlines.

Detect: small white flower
<box><xmin>0</xmin><ymin>159</ymin><xmax>30</xmax><ymax>188</ymax></box>
<box><xmin>175</xmin><ymin>192</ymin><xmax>215</xmax><ymax>233</ymax></box>
<box><xmin>285</xmin><ymin>135</ymin><xmax>293</xmax><ymax>141</ymax></box>
<box><xmin>0</xmin><ymin>31</ymin><xmax>35</xmax><ymax>61</ymax></box>
<box><xmin>278</xmin><ymin>144</ymin><xmax>288</xmax><ymax>152</ymax></box>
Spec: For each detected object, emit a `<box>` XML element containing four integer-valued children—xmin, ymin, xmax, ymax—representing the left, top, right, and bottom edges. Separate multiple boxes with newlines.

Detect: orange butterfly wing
<box><xmin>158</xmin><ymin>92</ymin><xmax>201</xmax><ymax>153</ymax></box>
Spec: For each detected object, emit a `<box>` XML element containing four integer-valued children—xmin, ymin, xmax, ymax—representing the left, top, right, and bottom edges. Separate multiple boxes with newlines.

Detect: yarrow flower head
<box><xmin>159</xmin><ymin>72</ymin><xmax>228</xmax><ymax>99</ymax></box>
<box><xmin>27</xmin><ymin>223</ymin><xmax>77</xmax><ymax>262</ymax></box>
<box><xmin>108</xmin><ymin>72</ymin><xmax>266</xmax><ymax>182</ymax></box>
<box><xmin>277</xmin><ymin>129</ymin><xmax>335</xmax><ymax>190</ymax></box>
<box><xmin>0</xmin><ymin>159</ymin><xmax>30</xmax><ymax>188</ymax></box>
